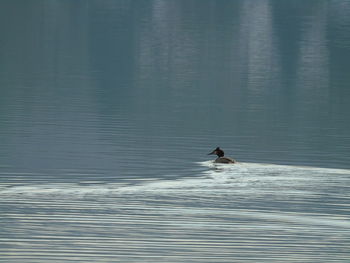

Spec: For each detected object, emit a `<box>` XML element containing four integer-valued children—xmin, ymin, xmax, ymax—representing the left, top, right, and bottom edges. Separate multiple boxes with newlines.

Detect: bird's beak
<box><xmin>208</xmin><ymin>150</ymin><xmax>216</xmax><ymax>155</ymax></box>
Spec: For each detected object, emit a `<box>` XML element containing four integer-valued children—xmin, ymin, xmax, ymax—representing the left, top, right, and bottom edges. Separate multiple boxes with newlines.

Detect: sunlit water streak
<box><xmin>1</xmin><ymin>162</ymin><xmax>349</xmax><ymax>262</ymax></box>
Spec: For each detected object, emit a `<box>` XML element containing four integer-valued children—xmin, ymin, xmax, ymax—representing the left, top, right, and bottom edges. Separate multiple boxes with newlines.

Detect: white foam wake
<box><xmin>1</xmin><ymin>162</ymin><xmax>349</xmax><ymax>198</ymax></box>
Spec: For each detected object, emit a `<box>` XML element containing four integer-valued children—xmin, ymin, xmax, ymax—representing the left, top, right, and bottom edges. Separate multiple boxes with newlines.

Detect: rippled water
<box><xmin>1</xmin><ymin>163</ymin><xmax>350</xmax><ymax>262</ymax></box>
<box><xmin>1</xmin><ymin>1</ymin><xmax>350</xmax><ymax>262</ymax></box>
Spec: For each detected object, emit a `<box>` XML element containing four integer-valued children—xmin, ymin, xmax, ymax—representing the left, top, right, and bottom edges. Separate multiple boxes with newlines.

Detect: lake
<box><xmin>0</xmin><ymin>1</ymin><xmax>349</xmax><ymax>262</ymax></box>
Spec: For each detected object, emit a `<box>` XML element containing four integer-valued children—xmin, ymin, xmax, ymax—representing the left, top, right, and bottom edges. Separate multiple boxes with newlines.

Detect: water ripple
<box><xmin>1</xmin><ymin>163</ymin><xmax>349</xmax><ymax>262</ymax></box>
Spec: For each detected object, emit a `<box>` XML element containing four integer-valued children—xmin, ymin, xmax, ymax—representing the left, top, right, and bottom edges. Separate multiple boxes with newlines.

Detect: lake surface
<box><xmin>0</xmin><ymin>1</ymin><xmax>349</xmax><ymax>262</ymax></box>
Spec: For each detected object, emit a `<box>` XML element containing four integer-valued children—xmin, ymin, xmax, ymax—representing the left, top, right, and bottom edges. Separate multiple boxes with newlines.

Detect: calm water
<box><xmin>0</xmin><ymin>1</ymin><xmax>350</xmax><ymax>262</ymax></box>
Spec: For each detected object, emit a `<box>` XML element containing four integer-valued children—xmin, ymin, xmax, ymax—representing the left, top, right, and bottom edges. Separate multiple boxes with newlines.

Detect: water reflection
<box><xmin>0</xmin><ymin>1</ymin><xmax>350</xmax><ymax>261</ymax></box>
<box><xmin>1</xmin><ymin>162</ymin><xmax>349</xmax><ymax>262</ymax></box>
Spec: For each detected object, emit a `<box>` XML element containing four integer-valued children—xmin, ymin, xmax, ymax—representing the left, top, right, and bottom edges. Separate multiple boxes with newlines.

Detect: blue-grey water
<box><xmin>1</xmin><ymin>1</ymin><xmax>350</xmax><ymax>262</ymax></box>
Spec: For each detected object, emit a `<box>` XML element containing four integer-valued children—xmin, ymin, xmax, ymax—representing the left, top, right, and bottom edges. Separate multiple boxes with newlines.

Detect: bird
<box><xmin>208</xmin><ymin>147</ymin><xmax>235</xmax><ymax>164</ymax></box>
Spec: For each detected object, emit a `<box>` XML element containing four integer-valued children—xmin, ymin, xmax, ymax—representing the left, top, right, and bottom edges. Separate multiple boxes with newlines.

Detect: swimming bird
<box><xmin>208</xmin><ymin>147</ymin><xmax>235</xmax><ymax>164</ymax></box>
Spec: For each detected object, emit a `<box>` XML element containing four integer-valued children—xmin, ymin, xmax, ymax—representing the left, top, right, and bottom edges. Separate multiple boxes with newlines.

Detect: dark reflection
<box><xmin>0</xmin><ymin>0</ymin><xmax>349</xmax><ymax>177</ymax></box>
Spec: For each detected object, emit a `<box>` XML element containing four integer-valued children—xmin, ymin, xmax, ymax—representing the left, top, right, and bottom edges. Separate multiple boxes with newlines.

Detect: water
<box><xmin>0</xmin><ymin>1</ymin><xmax>350</xmax><ymax>262</ymax></box>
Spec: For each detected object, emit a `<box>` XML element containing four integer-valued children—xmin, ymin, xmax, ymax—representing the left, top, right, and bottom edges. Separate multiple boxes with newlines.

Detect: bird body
<box><xmin>208</xmin><ymin>147</ymin><xmax>235</xmax><ymax>164</ymax></box>
<box><xmin>214</xmin><ymin>156</ymin><xmax>235</xmax><ymax>164</ymax></box>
